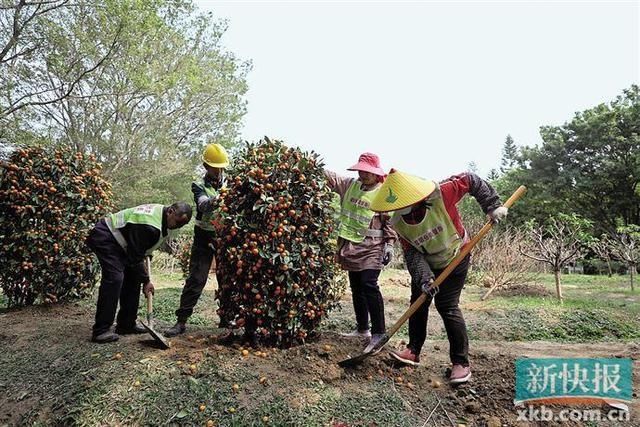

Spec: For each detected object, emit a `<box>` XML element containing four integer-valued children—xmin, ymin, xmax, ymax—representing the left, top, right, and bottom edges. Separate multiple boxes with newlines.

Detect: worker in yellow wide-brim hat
<box><xmin>370</xmin><ymin>169</ymin><xmax>508</xmax><ymax>384</ymax></box>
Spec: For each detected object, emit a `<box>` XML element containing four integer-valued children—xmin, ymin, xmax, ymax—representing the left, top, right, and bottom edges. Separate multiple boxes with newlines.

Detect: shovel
<box><xmin>140</xmin><ymin>258</ymin><xmax>171</xmax><ymax>350</ymax></box>
<box><xmin>338</xmin><ymin>185</ymin><xmax>527</xmax><ymax>367</ymax></box>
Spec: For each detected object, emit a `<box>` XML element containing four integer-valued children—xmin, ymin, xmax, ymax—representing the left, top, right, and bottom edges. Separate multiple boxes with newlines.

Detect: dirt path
<box><xmin>1</xmin><ymin>301</ymin><xmax>638</xmax><ymax>426</ymax></box>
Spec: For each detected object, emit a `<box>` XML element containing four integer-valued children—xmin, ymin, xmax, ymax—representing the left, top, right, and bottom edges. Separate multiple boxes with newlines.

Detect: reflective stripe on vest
<box><xmin>105</xmin><ymin>204</ymin><xmax>165</xmax><ymax>256</ymax></box>
<box><xmin>391</xmin><ymin>186</ymin><xmax>462</xmax><ymax>269</ymax></box>
<box><xmin>195</xmin><ymin>180</ymin><xmax>223</xmax><ymax>231</ymax></box>
<box><xmin>337</xmin><ymin>180</ymin><xmax>381</xmax><ymax>243</ymax></box>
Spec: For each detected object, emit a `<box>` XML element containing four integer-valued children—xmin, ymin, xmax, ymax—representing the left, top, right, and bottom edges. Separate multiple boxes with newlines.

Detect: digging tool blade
<box><xmin>338</xmin><ymin>333</ymin><xmax>390</xmax><ymax>367</ymax></box>
<box><xmin>141</xmin><ymin>258</ymin><xmax>170</xmax><ymax>349</ymax></box>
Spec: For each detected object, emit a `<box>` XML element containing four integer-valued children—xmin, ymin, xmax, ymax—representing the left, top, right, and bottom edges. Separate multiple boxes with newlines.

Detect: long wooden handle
<box><xmin>387</xmin><ymin>185</ymin><xmax>527</xmax><ymax>337</ymax></box>
<box><xmin>147</xmin><ymin>292</ymin><xmax>153</xmax><ymax>315</ymax></box>
<box><xmin>145</xmin><ymin>257</ymin><xmax>153</xmax><ymax>317</ymax></box>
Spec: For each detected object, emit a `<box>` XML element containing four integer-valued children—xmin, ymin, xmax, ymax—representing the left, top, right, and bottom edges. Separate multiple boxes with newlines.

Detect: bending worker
<box><xmin>87</xmin><ymin>202</ymin><xmax>192</xmax><ymax>343</ymax></box>
<box><xmin>370</xmin><ymin>169</ymin><xmax>507</xmax><ymax>384</ymax></box>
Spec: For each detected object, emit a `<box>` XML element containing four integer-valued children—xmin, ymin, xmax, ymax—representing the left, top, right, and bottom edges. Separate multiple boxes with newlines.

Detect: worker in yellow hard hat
<box><xmin>370</xmin><ymin>169</ymin><xmax>507</xmax><ymax>384</ymax></box>
<box><xmin>165</xmin><ymin>143</ymin><xmax>230</xmax><ymax>337</ymax></box>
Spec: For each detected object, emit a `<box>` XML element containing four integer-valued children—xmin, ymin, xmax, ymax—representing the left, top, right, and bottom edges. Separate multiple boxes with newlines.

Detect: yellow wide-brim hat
<box><xmin>370</xmin><ymin>169</ymin><xmax>436</xmax><ymax>212</ymax></box>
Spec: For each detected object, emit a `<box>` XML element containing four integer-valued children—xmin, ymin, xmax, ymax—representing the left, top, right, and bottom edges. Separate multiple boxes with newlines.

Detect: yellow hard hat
<box><xmin>202</xmin><ymin>143</ymin><xmax>229</xmax><ymax>168</ymax></box>
<box><xmin>370</xmin><ymin>169</ymin><xmax>436</xmax><ymax>212</ymax></box>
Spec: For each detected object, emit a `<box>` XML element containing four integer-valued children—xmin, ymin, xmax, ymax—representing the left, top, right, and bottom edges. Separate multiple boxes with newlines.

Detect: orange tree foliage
<box><xmin>214</xmin><ymin>138</ymin><xmax>344</xmax><ymax>347</ymax></box>
<box><xmin>0</xmin><ymin>146</ymin><xmax>112</xmax><ymax>307</ymax></box>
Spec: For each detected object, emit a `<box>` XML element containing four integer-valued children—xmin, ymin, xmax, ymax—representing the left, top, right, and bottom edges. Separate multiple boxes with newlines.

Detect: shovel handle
<box><xmin>145</xmin><ymin>257</ymin><xmax>153</xmax><ymax>317</ymax></box>
<box><xmin>147</xmin><ymin>292</ymin><xmax>153</xmax><ymax>315</ymax></box>
<box><xmin>386</xmin><ymin>185</ymin><xmax>527</xmax><ymax>337</ymax></box>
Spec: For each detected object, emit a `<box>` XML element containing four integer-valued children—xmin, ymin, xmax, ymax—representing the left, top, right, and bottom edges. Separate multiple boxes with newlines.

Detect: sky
<box><xmin>195</xmin><ymin>0</ymin><xmax>639</xmax><ymax>180</ymax></box>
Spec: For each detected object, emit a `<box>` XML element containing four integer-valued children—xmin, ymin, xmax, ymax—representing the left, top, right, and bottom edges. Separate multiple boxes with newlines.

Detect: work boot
<box><xmin>115</xmin><ymin>321</ymin><xmax>147</xmax><ymax>335</ymax></box>
<box><xmin>164</xmin><ymin>322</ymin><xmax>187</xmax><ymax>337</ymax></box>
<box><xmin>92</xmin><ymin>331</ymin><xmax>120</xmax><ymax>343</ymax></box>
<box><xmin>390</xmin><ymin>347</ymin><xmax>421</xmax><ymax>366</ymax></box>
<box><xmin>363</xmin><ymin>333</ymin><xmax>386</xmax><ymax>355</ymax></box>
<box><xmin>341</xmin><ymin>329</ymin><xmax>371</xmax><ymax>338</ymax></box>
<box><xmin>449</xmin><ymin>364</ymin><xmax>471</xmax><ymax>384</ymax></box>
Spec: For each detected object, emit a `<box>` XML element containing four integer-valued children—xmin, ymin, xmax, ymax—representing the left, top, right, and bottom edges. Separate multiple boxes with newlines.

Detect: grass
<box><xmin>474</xmin><ymin>273</ymin><xmax>640</xmax><ymax>342</ymax></box>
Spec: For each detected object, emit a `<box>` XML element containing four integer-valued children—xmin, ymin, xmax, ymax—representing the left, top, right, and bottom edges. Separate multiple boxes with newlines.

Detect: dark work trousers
<box><xmin>87</xmin><ymin>220</ymin><xmax>145</xmax><ymax>337</ymax></box>
<box><xmin>408</xmin><ymin>254</ymin><xmax>470</xmax><ymax>366</ymax></box>
<box><xmin>347</xmin><ymin>269</ymin><xmax>386</xmax><ymax>334</ymax></box>
<box><xmin>175</xmin><ymin>226</ymin><xmax>218</xmax><ymax>323</ymax></box>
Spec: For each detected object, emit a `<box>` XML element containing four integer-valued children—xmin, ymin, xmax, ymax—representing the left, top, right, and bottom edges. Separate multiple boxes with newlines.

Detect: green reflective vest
<box><xmin>105</xmin><ymin>204</ymin><xmax>166</xmax><ymax>256</ymax></box>
<box><xmin>194</xmin><ymin>180</ymin><xmax>226</xmax><ymax>231</ymax></box>
<box><xmin>194</xmin><ymin>182</ymin><xmax>220</xmax><ymax>231</ymax></box>
<box><xmin>392</xmin><ymin>186</ymin><xmax>462</xmax><ymax>269</ymax></box>
<box><xmin>338</xmin><ymin>180</ymin><xmax>382</xmax><ymax>243</ymax></box>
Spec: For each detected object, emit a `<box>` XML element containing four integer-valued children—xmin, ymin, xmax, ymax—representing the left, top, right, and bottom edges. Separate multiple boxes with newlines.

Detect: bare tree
<box><xmin>520</xmin><ymin>215</ymin><xmax>591</xmax><ymax>302</ymax></box>
<box><xmin>473</xmin><ymin>228</ymin><xmax>539</xmax><ymax>300</ymax></box>
<box><xmin>606</xmin><ymin>225</ymin><xmax>640</xmax><ymax>291</ymax></box>
<box><xmin>590</xmin><ymin>236</ymin><xmax>614</xmax><ymax>277</ymax></box>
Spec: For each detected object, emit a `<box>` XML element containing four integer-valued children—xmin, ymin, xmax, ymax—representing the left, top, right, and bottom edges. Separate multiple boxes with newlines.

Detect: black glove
<box><xmin>421</xmin><ymin>278</ymin><xmax>438</xmax><ymax>297</ymax></box>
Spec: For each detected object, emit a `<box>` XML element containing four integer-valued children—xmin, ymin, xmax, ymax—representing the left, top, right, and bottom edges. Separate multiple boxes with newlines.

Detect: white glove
<box><xmin>488</xmin><ymin>206</ymin><xmax>508</xmax><ymax>224</ymax></box>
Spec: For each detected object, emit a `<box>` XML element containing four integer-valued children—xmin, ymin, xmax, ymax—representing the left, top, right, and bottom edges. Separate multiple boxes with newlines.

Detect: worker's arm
<box><xmin>403</xmin><ymin>243</ymin><xmax>435</xmax><ymax>287</ymax></box>
<box><xmin>381</xmin><ymin>213</ymin><xmax>397</xmax><ymax>245</ymax></box>
<box><xmin>192</xmin><ymin>182</ymin><xmax>219</xmax><ymax>215</ymax></box>
<box><xmin>323</xmin><ymin>170</ymin><xmax>354</xmax><ymax>198</ymax></box>
<box><xmin>120</xmin><ymin>223</ymin><xmax>162</xmax><ymax>283</ymax></box>
<box><xmin>440</xmin><ymin>172</ymin><xmax>502</xmax><ymax>214</ymax></box>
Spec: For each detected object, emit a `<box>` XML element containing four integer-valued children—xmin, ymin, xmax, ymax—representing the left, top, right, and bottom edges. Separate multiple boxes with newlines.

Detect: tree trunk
<box><xmin>554</xmin><ymin>269</ymin><xmax>563</xmax><ymax>302</ymax></box>
<box><xmin>606</xmin><ymin>258</ymin><xmax>612</xmax><ymax>277</ymax></box>
<box><xmin>630</xmin><ymin>264</ymin><xmax>636</xmax><ymax>292</ymax></box>
<box><xmin>481</xmin><ymin>282</ymin><xmax>500</xmax><ymax>301</ymax></box>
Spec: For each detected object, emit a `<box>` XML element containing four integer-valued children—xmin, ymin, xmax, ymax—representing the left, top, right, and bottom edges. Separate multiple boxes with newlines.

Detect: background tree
<box><xmin>0</xmin><ymin>0</ymin><xmax>121</xmax><ymax>126</ymax></box>
<box><xmin>512</xmin><ymin>86</ymin><xmax>640</xmax><ymax>233</ymax></box>
<box><xmin>590</xmin><ymin>236</ymin><xmax>614</xmax><ymax>277</ymax></box>
<box><xmin>520</xmin><ymin>214</ymin><xmax>592</xmax><ymax>302</ymax></box>
<box><xmin>606</xmin><ymin>225</ymin><xmax>640</xmax><ymax>291</ymax></box>
<box><xmin>1</xmin><ymin>0</ymin><xmax>249</xmax><ymax>208</ymax></box>
<box><xmin>473</xmin><ymin>228</ymin><xmax>538</xmax><ymax>301</ymax></box>
<box><xmin>500</xmin><ymin>134</ymin><xmax>518</xmax><ymax>173</ymax></box>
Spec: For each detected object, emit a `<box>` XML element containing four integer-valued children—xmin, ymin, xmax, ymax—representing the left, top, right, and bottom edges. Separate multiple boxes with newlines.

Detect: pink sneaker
<box><xmin>390</xmin><ymin>348</ymin><xmax>421</xmax><ymax>366</ymax></box>
<box><xmin>449</xmin><ymin>364</ymin><xmax>471</xmax><ymax>384</ymax></box>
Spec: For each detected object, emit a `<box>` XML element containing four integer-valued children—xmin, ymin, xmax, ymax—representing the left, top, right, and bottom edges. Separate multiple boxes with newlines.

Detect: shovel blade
<box><xmin>337</xmin><ymin>333</ymin><xmax>390</xmax><ymax>368</ymax></box>
<box><xmin>338</xmin><ymin>351</ymin><xmax>374</xmax><ymax>367</ymax></box>
<box><xmin>140</xmin><ymin>319</ymin><xmax>171</xmax><ymax>350</ymax></box>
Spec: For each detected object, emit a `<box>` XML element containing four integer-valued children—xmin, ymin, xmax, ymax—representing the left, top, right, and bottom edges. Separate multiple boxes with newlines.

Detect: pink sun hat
<box><xmin>347</xmin><ymin>152</ymin><xmax>385</xmax><ymax>176</ymax></box>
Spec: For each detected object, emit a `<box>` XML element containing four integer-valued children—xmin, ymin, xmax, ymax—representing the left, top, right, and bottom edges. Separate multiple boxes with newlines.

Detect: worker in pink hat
<box><xmin>324</xmin><ymin>153</ymin><xmax>397</xmax><ymax>351</ymax></box>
